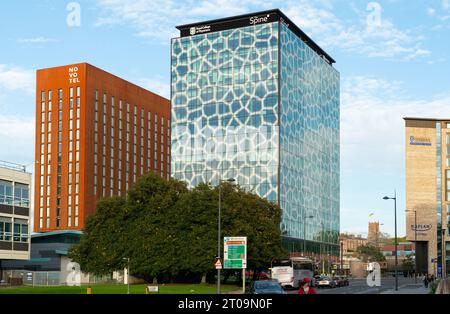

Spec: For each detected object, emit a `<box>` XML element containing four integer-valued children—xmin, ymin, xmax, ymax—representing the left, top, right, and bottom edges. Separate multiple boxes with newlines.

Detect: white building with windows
<box><xmin>0</xmin><ymin>161</ymin><xmax>31</xmax><ymax>262</ymax></box>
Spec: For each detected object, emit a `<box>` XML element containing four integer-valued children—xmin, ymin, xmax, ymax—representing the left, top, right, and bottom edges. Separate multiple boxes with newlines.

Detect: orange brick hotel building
<box><xmin>34</xmin><ymin>63</ymin><xmax>170</xmax><ymax>232</ymax></box>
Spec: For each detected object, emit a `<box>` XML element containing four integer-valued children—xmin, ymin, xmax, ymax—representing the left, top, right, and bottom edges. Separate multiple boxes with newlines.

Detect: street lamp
<box><xmin>303</xmin><ymin>212</ymin><xmax>314</xmax><ymax>257</ymax></box>
<box><xmin>383</xmin><ymin>192</ymin><xmax>398</xmax><ymax>291</ymax></box>
<box><xmin>218</xmin><ymin>177</ymin><xmax>235</xmax><ymax>295</ymax></box>
<box><xmin>405</xmin><ymin>210</ymin><xmax>417</xmax><ymax>283</ymax></box>
<box><xmin>320</xmin><ymin>222</ymin><xmax>324</xmax><ymax>274</ymax></box>
<box><xmin>123</xmin><ymin>257</ymin><xmax>130</xmax><ymax>294</ymax></box>
<box><xmin>442</xmin><ymin>229</ymin><xmax>447</xmax><ymax>279</ymax></box>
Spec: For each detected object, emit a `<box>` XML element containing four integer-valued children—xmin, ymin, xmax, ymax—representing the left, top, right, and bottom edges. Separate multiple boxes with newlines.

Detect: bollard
<box><xmin>87</xmin><ymin>287</ymin><xmax>92</xmax><ymax>295</ymax></box>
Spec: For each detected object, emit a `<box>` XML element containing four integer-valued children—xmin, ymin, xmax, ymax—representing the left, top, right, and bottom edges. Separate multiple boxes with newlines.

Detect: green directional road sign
<box><xmin>224</xmin><ymin>259</ymin><xmax>243</xmax><ymax>269</ymax></box>
<box><xmin>224</xmin><ymin>237</ymin><xmax>247</xmax><ymax>269</ymax></box>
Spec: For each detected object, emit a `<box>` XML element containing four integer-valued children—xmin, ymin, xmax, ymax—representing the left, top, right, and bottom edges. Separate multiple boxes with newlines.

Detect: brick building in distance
<box><xmin>34</xmin><ymin>63</ymin><xmax>170</xmax><ymax>232</ymax></box>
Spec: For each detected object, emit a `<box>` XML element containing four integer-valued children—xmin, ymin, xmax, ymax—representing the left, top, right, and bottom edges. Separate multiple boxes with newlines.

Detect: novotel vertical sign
<box><xmin>68</xmin><ymin>66</ymin><xmax>80</xmax><ymax>84</ymax></box>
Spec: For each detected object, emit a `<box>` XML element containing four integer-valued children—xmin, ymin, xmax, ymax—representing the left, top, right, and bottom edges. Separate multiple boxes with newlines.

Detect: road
<box><xmin>287</xmin><ymin>277</ymin><xmax>424</xmax><ymax>294</ymax></box>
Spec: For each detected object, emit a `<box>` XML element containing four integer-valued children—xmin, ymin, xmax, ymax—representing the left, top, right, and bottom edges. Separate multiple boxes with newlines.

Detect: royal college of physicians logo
<box><xmin>188</xmin><ymin>14</ymin><xmax>271</xmax><ymax>36</ymax></box>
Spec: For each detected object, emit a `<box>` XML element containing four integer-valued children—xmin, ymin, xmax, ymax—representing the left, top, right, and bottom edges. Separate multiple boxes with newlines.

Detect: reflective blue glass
<box><xmin>171</xmin><ymin>21</ymin><xmax>340</xmax><ymax>255</ymax></box>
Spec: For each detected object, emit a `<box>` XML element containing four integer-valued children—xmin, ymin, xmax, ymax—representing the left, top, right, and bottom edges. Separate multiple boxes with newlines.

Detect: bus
<box><xmin>270</xmin><ymin>257</ymin><xmax>315</xmax><ymax>289</ymax></box>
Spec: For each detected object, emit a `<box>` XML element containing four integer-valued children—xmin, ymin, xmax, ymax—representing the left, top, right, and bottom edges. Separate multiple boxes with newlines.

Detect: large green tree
<box><xmin>124</xmin><ymin>172</ymin><xmax>188</xmax><ymax>282</ymax></box>
<box><xmin>69</xmin><ymin>173</ymin><xmax>286</xmax><ymax>283</ymax></box>
<box><xmin>69</xmin><ymin>196</ymin><xmax>129</xmax><ymax>275</ymax></box>
<box><xmin>356</xmin><ymin>244</ymin><xmax>386</xmax><ymax>262</ymax></box>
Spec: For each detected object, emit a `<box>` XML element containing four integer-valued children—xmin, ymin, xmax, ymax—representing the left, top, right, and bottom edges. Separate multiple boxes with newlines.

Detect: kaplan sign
<box><xmin>411</xmin><ymin>224</ymin><xmax>432</xmax><ymax>232</ymax></box>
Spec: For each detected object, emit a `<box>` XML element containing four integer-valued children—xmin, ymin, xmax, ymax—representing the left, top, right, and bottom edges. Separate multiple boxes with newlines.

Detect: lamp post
<box><xmin>123</xmin><ymin>257</ymin><xmax>130</xmax><ymax>294</ymax></box>
<box><xmin>383</xmin><ymin>192</ymin><xmax>398</xmax><ymax>291</ymax></box>
<box><xmin>217</xmin><ymin>177</ymin><xmax>235</xmax><ymax>295</ymax></box>
<box><xmin>442</xmin><ymin>229</ymin><xmax>446</xmax><ymax>279</ymax></box>
<box><xmin>320</xmin><ymin>222</ymin><xmax>324</xmax><ymax>275</ymax></box>
<box><xmin>405</xmin><ymin>210</ymin><xmax>417</xmax><ymax>283</ymax></box>
<box><xmin>303</xmin><ymin>212</ymin><xmax>314</xmax><ymax>257</ymax></box>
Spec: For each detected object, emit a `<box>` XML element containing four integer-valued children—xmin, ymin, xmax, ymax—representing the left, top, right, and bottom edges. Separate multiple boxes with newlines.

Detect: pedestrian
<box><xmin>298</xmin><ymin>278</ymin><xmax>316</xmax><ymax>295</ymax></box>
<box><xmin>423</xmin><ymin>274</ymin><xmax>429</xmax><ymax>288</ymax></box>
<box><xmin>435</xmin><ymin>278</ymin><xmax>450</xmax><ymax>294</ymax></box>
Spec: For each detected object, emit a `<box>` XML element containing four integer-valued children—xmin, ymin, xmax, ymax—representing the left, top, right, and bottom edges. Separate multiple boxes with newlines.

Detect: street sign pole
<box><xmin>224</xmin><ymin>236</ymin><xmax>247</xmax><ymax>293</ymax></box>
<box><xmin>242</xmin><ymin>269</ymin><xmax>245</xmax><ymax>293</ymax></box>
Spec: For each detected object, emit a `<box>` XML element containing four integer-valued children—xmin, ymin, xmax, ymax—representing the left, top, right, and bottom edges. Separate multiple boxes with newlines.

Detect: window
<box><xmin>68</xmin><ymin>206</ymin><xmax>72</xmax><ymax>227</ymax></box>
<box><xmin>13</xmin><ymin>219</ymin><xmax>28</xmax><ymax>242</ymax></box>
<box><xmin>74</xmin><ymin>206</ymin><xmax>79</xmax><ymax>227</ymax></box>
<box><xmin>0</xmin><ymin>217</ymin><xmax>12</xmax><ymax>241</ymax></box>
<box><xmin>46</xmin><ymin>207</ymin><xmax>50</xmax><ymax>228</ymax></box>
<box><xmin>0</xmin><ymin>180</ymin><xmax>13</xmax><ymax>205</ymax></box>
<box><xmin>447</xmin><ymin>170</ymin><xmax>450</xmax><ymax>201</ymax></box>
<box><xmin>14</xmin><ymin>183</ymin><xmax>29</xmax><ymax>208</ymax></box>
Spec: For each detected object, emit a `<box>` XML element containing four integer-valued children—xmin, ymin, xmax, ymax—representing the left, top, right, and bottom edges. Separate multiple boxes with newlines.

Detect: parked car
<box><xmin>333</xmin><ymin>276</ymin><xmax>349</xmax><ymax>287</ymax></box>
<box><xmin>317</xmin><ymin>276</ymin><xmax>336</xmax><ymax>289</ymax></box>
<box><xmin>312</xmin><ymin>275</ymin><xmax>322</xmax><ymax>287</ymax></box>
<box><xmin>248</xmin><ymin>280</ymin><xmax>287</xmax><ymax>294</ymax></box>
<box><xmin>245</xmin><ymin>270</ymin><xmax>270</xmax><ymax>280</ymax></box>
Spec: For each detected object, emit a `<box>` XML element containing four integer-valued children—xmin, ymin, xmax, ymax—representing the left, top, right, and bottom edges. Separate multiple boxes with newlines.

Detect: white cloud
<box><xmin>18</xmin><ymin>37</ymin><xmax>57</xmax><ymax>44</ymax></box>
<box><xmin>282</xmin><ymin>1</ymin><xmax>430</xmax><ymax>60</ymax></box>
<box><xmin>139</xmin><ymin>77</ymin><xmax>170</xmax><ymax>99</ymax></box>
<box><xmin>443</xmin><ymin>0</ymin><xmax>450</xmax><ymax>10</ymax></box>
<box><xmin>95</xmin><ymin>0</ymin><xmax>430</xmax><ymax>60</ymax></box>
<box><xmin>427</xmin><ymin>57</ymin><xmax>447</xmax><ymax>65</ymax></box>
<box><xmin>428</xmin><ymin>7</ymin><xmax>436</xmax><ymax>16</ymax></box>
<box><xmin>95</xmin><ymin>0</ymin><xmax>271</xmax><ymax>42</ymax></box>
<box><xmin>340</xmin><ymin>76</ymin><xmax>450</xmax><ymax>237</ymax></box>
<box><xmin>341</xmin><ymin>76</ymin><xmax>450</xmax><ymax>175</ymax></box>
<box><xmin>0</xmin><ymin>115</ymin><xmax>35</xmax><ymax>163</ymax></box>
<box><xmin>0</xmin><ymin>64</ymin><xmax>34</xmax><ymax>93</ymax></box>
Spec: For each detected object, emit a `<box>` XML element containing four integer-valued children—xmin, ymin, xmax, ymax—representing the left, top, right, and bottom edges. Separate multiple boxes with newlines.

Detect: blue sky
<box><xmin>1</xmin><ymin>0</ymin><xmax>450</xmax><ymax>237</ymax></box>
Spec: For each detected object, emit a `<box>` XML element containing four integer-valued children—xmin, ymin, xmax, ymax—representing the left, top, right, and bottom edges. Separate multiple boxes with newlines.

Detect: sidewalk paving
<box><xmin>381</xmin><ymin>284</ymin><xmax>430</xmax><ymax>294</ymax></box>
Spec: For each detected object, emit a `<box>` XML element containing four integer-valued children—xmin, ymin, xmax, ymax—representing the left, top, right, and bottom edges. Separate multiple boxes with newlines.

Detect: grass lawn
<box><xmin>0</xmin><ymin>283</ymin><xmax>240</xmax><ymax>294</ymax></box>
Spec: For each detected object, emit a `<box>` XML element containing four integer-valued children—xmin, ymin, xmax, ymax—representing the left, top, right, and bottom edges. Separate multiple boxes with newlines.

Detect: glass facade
<box><xmin>279</xmin><ymin>24</ymin><xmax>340</xmax><ymax>256</ymax></box>
<box><xmin>171</xmin><ymin>20</ymin><xmax>339</xmax><ymax>256</ymax></box>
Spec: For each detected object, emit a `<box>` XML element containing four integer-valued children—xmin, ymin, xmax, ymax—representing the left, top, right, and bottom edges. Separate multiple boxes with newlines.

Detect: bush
<box><xmin>429</xmin><ymin>280</ymin><xmax>440</xmax><ymax>294</ymax></box>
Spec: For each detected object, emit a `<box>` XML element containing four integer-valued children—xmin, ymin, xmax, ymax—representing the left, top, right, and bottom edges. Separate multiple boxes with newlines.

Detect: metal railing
<box><xmin>0</xmin><ymin>160</ymin><xmax>27</xmax><ymax>172</ymax></box>
<box><xmin>0</xmin><ymin>270</ymin><xmax>115</xmax><ymax>286</ymax></box>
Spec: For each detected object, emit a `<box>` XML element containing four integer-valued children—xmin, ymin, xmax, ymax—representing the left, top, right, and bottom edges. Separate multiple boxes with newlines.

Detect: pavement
<box><xmin>286</xmin><ymin>277</ymin><xmax>430</xmax><ymax>295</ymax></box>
<box><xmin>225</xmin><ymin>277</ymin><xmax>432</xmax><ymax>294</ymax></box>
<box><xmin>380</xmin><ymin>284</ymin><xmax>430</xmax><ymax>294</ymax></box>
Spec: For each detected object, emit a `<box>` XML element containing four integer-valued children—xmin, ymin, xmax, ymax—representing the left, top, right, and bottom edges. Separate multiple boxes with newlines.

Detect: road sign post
<box><xmin>215</xmin><ymin>259</ymin><xmax>223</xmax><ymax>270</ymax></box>
<box><xmin>224</xmin><ymin>237</ymin><xmax>247</xmax><ymax>293</ymax></box>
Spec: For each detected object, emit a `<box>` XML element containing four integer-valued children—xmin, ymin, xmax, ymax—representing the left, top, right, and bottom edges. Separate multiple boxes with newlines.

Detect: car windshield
<box><xmin>255</xmin><ymin>281</ymin><xmax>282</xmax><ymax>290</ymax></box>
<box><xmin>271</xmin><ymin>259</ymin><xmax>291</xmax><ymax>268</ymax></box>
